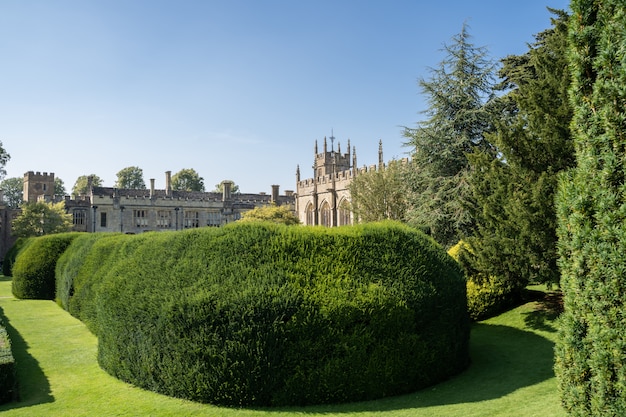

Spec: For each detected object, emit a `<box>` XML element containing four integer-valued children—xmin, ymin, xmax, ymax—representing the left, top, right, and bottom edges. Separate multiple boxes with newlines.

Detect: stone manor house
<box><xmin>0</xmin><ymin>136</ymin><xmax>389</xmax><ymax>258</ymax></box>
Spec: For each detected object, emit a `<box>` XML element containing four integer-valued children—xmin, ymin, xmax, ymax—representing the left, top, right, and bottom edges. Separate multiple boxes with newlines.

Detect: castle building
<box><xmin>295</xmin><ymin>135</ymin><xmax>384</xmax><ymax>226</ymax></box>
<box><xmin>0</xmin><ymin>171</ymin><xmax>294</xmax><ymax>258</ymax></box>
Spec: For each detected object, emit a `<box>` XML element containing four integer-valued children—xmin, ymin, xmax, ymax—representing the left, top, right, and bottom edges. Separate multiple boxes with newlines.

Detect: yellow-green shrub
<box><xmin>449</xmin><ymin>240</ymin><xmax>516</xmax><ymax>320</ymax></box>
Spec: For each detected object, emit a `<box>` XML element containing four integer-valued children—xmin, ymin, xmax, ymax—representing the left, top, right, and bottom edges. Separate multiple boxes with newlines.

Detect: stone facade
<box><xmin>0</xmin><ymin>171</ymin><xmax>295</xmax><ymax>258</ymax></box>
<box><xmin>295</xmin><ymin>136</ymin><xmax>384</xmax><ymax>226</ymax></box>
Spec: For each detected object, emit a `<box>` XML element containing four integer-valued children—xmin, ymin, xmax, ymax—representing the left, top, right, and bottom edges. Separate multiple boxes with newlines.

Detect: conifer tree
<box><xmin>555</xmin><ymin>1</ymin><xmax>626</xmax><ymax>414</ymax></box>
<box><xmin>467</xmin><ymin>10</ymin><xmax>573</xmax><ymax>289</ymax></box>
<box><xmin>403</xmin><ymin>24</ymin><xmax>496</xmax><ymax>247</ymax></box>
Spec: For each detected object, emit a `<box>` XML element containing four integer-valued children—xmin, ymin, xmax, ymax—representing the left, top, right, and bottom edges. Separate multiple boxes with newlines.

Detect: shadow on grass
<box><xmin>522</xmin><ymin>291</ymin><xmax>563</xmax><ymax>333</ymax></box>
<box><xmin>0</xmin><ymin>298</ymin><xmax>54</xmax><ymax>411</ymax></box>
<box><xmin>272</xmin><ymin>323</ymin><xmax>555</xmax><ymax>414</ymax></box>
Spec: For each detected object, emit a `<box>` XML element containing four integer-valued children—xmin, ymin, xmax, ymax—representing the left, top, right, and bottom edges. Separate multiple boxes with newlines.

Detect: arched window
<box><xmin>320</xmin><ymin>201</ymin><xmax>331</xmax><ymax>227</ymax></box>
<box><xmin>305</xmin><ymin>203</ymin><xmax>315</xmax><ymax>225</ymax></box>
<box><xmin>338</xmin><ymin>199</ymin><xmax>352</xmax><ymax>226</ymax></box>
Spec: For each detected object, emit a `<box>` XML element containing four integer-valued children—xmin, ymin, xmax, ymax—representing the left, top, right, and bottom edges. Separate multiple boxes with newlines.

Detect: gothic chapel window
<box><xmin>320</xmin><ymin>201</ymin><xmax>331</xmax><ymax>227</ymax></box>
<box><xmin>305</xmin><ymin>203</ymin><xmax>315</xmax><ymax>225</ymax></box>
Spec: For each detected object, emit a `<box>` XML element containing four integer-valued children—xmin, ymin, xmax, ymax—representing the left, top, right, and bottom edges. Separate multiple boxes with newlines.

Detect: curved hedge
<box><xmin>58</xmin><ymin>222</ymin><xmax>469</xmax><ymax>407</ymax></box>
<box><xmin>2</xmin><ymin>237</ymin><xmax>33</xmax><ymax>277</ymax></box>
<box><xmin>12</xmin><ymin>233</ymin><xmax>82</xmax><ymax>300</ymax></box>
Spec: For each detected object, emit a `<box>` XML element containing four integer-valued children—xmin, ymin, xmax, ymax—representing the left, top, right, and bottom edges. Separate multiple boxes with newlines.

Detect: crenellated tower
<box><xmin>23</xmin><ymin>171</ymin><xmax>55</xmax><ymax>203</ymax></box>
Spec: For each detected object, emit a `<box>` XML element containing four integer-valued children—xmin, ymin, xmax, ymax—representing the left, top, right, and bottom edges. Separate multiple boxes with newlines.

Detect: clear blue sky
<box><xmin>1</xmin><ymin>0</ymin><xmax>570</xmax><ymax>194</ymax></box>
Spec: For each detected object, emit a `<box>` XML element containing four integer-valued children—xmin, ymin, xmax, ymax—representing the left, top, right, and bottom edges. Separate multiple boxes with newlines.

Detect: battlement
<box><xmin>23</xmin><ymin>171</ymin><xmax>55</xmax><ymax>204</ymax></box>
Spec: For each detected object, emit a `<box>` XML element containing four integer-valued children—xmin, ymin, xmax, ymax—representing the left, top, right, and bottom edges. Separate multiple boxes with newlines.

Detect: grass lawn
<box><xmin>0</xmin><ymin>275</ymin><xmax>565</xmax><ymax>416</ymax></box>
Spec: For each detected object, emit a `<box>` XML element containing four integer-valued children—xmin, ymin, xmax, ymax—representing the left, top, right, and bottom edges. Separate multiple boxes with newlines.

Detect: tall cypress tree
<box><xmin>555</xmin><ymin>1</ymin><xmax>626</xmax><ymax>415</ymax></box>
<box><xmin>403</xmin><ymin>24</ymin><xmax>497</xmax><ymax>248</ymax></box>
<box><xmin>467</xmin><ymin>10</ymin><xmax>573</xmax><ymax>290</ymax></box>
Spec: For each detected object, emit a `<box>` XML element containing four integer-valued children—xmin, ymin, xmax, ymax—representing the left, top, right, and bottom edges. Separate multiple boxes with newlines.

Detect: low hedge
<box><xmin>0</xmin><ymin>308</ymin><xmax>17</xmax><ymax>404</ymax></box>
<box><xmin>448</xmin><ymin>240</ymin><xmax>517</xmax><ymax>320</ymax></box>
<box><xmin>2</xmin><ymin>237</ymin><xmax>33</xmax><ymax>277</ymax></box>
<box><xmin>12</xmin><ymin>233</ymin><xmax>82</xmax><ymax>300</ymax></box>
<box><xmin>57</xmin><ymin>222</ymin><xmax>469</xmax><ymax>407</ymax></box>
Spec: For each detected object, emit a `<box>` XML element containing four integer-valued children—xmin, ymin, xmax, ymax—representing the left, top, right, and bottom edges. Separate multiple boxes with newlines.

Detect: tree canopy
<box><xmin>54</xmin><ymin>177</ymin><xmax>66</xmax><ymax>198</ymax></box>
<box><xmin>115</xmin><ymin>166</ymin><xmax>146</xmax><ymax>189</ymax></box>
<box><xmin>172</xmin><ymin>168</ymin><xmax>205</xmax><ymax>192</ymax></box>
<box><xmin>72</xmin><ymin>175</ymin><xmax>103</xmax><ymax>198</ymax></box>
<box><xmin>11</xmin><ymin>201</ymin><xmax>72</xmax><ymax>237</ymax></box>
<box><xmin>403</xmin><ymin>24</ymin><xmax>497</xmax><ymax>247</ymax></box>
<box><xmin>214</xmin><ymin>181</ymin><xmax>240</xmax><ymax>194</ymax></box>
<box><xmin>466</xmin><ymin>9</ymin><xmax>573</xmax><ymax>289</ymax></box>
<box><xmin>348</xmin><ymin>160</ymin><xmax>408</xmax><ymax>223</ymax></box>
<box><xmin>1</xmin><ymin>177</ymin><xmax>23</xmax><ymax>209</ymax></box>
<box><xmin>0</xmin><ymin>141</ymin><xmax>10</xmax><ymax>180</ymax></box>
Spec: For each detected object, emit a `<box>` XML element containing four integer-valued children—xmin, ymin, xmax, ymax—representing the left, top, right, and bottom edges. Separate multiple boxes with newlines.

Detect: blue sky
<box><xmin>1</xmin><ymin>0</ymin><xmax>570</xmax><ymax>194</ymax></box>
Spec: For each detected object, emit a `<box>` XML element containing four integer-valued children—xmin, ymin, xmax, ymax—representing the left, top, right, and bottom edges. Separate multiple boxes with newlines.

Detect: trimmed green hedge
<box><xmin>12</xmin><ymin>233</ymin><xmax>82</xmax><ymax>300</ymax></box>
<box><xmin>57</xmin><ymin>222</ymin><xmax>468</xmax><ymax>407</ymax></box>
<box><xmin>0</xmin><ymin>308</ymin><xmax>17</xmax><ymax>404</ymax></box>
<box><xmin>2</xmin><ymin>237</ymin><xmax>33</xmax><ymax>277</ymax></box>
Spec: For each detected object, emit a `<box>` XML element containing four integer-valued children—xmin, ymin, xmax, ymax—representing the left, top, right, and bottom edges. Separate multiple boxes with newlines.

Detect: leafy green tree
<box><xmin>54</xmin><ymin>177</ymin><xmax>66</xmax><ymax>197</ymax></box>
<box><xmin>238</xmin><ymin>203</ymin><xmax>300</xmax><ymax>225</ymax></box>
<box><xmin>172</xmin><ymin>168</ymin><xmax>205</xmax><ymax>192</ymax></box>
<box><xmin>115</xmin><ymin>166</ymin><xmax>145</xmax><ymax>189</ymax></box>
<box><xmin>555</xmin><ymin>2</ymin><xmax>626</xmax><ymax>415</ymax></box>
<box><xmin>1</xmin><ymin>177</ymin><xmax>23</xmax><ymax>208</ymax></box>
<box><xmin>72</xmin><ymin>175</ymin><xmax>103</xmax><ymax>198</ymax></box>
<box><xmin>466</xmin><ymin>10</ymin><xmax>573</xmax><ymax>290</ymax></box>
<box><xmin>348</xmin><ymin>160</ymin><xmax>408</xmax><ymax>222</ymax></box>
<box><xmin>214</xmin><ymin>181</ymin><xmax>240</xmax><ymax>194</ymax></box>
<box><xmin>403</xmin><ymin>24</ymin><xmax>497</xmax><ymax>247</ymax></box>
<box><xmin>11</xmin><ymin>201</ymin><xmax>72</xmax><ymax>237</ymax></box>
<box><xmin>0</xmin><ymin>141</ymin><xmax>10</xmax><ymax>180</ymax></box>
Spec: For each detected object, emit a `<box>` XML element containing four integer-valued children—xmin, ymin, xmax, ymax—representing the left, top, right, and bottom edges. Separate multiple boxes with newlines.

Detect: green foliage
<box><xmin>467</xmin><ymin>10</ymin><xmax>573</xmax><ymax>290</ymax></box>
<box><xmin>0</xmin><ymin>308</ymin><xmax>17</xmax><ymax>404</ymax></box>
<box><xmin>0</xmin><ymin>177</ymin><xmax>23</xmax><ymax>209</ymax></box>
<box><xmin>555</xmin><ymin>2</ymin><xmax>626</xmax><ymax>415</ymax></box>
<box><xmin>12</xmin><ymin>233</ymin><xmax>81</xmax><ymax>300</ymax></box>
<box><xmin>56</xmin><ymin>233</ymin><xmax>132</xmax><ymax>333</ymax></box>
<box><xmin>348</xmin><ymin>160</ymin><xmax>409</xmax><ymax>222</ymax></box>
<box><xmin>403</xmin><ymin>24</ymin><xmax>497</xmax><ymax>247</ymax></box>
<box><xmin>238</xmin><ymin>203</ymin><xmax>300</xmax><ymax>225</ymax></box>
<box><xmin>58</xmin><ymin>222</ymin><xmax>468</xmax><ymax>407</ymax></box>
<box><xmin>11</xmin><ymin>201</ymin><xmax>73</xmax><ymax>238</ymax></box>
<box><xmin>2</xmin><ymin>237</ymin><xmax>33</xmax><ymax>277</ymax></box>
<box><xmin>0</xmin><ymin>140</ymin><xmax>10</xmax><ymax>180</ymax></box>
<box><xmin>171</xmin><ymin>168</ymin><xmax>205</xmax><ymax>192</ymax></box>
<box><xmin>115</xmin><ymin>166</ymin><xmax>146</xmax><ymax>189</ymax></box>
<box><xmin>448</xmin><ymin>240</ymin><xmax>516</xmax><ymax>321</ymax></box>
<box><xmin>213</xmin><ymin>181</ymin><xmax>239</xmax><ymax>194</ymax></box>
<box><xmin>72</xmin><ymin>174</ymin><xmax>103</xmax><ymax>198</ymax></box>
<box><xmin>54</xmin><ymin>177</ymin><xmax>66</xmax><ymax>197</ymax></box>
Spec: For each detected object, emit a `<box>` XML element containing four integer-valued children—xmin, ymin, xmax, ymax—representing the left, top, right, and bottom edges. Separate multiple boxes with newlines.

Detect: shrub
<box><xmin>55</xmin><ymin>233</ymin><xmax>134</xmax><ymax>333</ymax></box>
<box><xmin>448</xmin><ymin>240</ymin><xmax>516</xmax><ymax>320</ymax></box>
<box><xmin>12</xmin><ymin>232</ymin><xmax>81</xmax><ymax>299</ymax></box>
<box><xmin>83</xmin><ymin>222</ymin><xmax>469</xmax><ymax>407</ymax></box>
<box><xmin>0</xmin><ymin>308</ymin><xmax>17</xmax><ymax>404</ymax></box>
<box><xmin>2</xmin><ymin>237</ymin><xmax>33</xmax><ymax>277</ymax></box>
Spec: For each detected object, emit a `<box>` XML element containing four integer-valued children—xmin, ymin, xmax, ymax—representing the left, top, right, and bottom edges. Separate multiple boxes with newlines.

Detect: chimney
<box><xmin>271</xmin><ymin>185</ymin><xmax>279</xmax><ymax>204</ymax></box>
<box><xmin>150</xmin><ymin>178</ymin><xmax>155</xmax><ymax>198</ymax></box>
<box><xmin>222</xmin><ymin>180</ymin><xmax>232</xmax><ymax>202</ymax></box>
<box><xmin>165</xmin><ymin>171</ymin><xmax>171</xmax><ymax>196</ymax></box>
